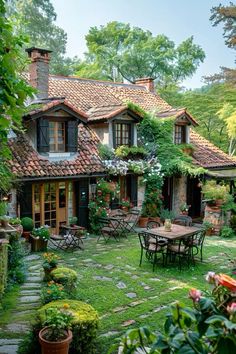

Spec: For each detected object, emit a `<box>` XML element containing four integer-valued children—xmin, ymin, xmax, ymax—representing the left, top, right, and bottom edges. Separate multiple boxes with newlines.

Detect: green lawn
<box><xmin>53</xmin><ymin>234</ymin><xmax>236</xmax><ymax>353</ymax></box>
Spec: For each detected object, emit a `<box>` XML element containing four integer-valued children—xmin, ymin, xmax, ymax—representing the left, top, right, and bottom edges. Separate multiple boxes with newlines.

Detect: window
<box><xmin>49</xmin><ymin>121</ymin><xmax>65</xmax><ymax>152</ymax></box>
<box><xmin>174</xmin><ymin>125</ymin><xmax>186</xmax><ymax>144</ymax></box>
<box><xmin>115</xmin><ymin>123</ymin><xmax>131</xmax><ymax>147</ymax></box>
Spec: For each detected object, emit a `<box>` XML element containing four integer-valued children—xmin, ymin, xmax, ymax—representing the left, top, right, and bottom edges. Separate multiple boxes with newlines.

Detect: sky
<box><xmin>51</xmin><ymin>0</ymin><xmax>235</xmax><ymax>89</ymax></box>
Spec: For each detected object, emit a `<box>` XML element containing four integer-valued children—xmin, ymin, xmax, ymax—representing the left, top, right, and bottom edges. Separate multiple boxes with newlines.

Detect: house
<box><xmin>6</xmin><ymin>48</ymin><xmax>236</xmax><ymax>231</ymax></box>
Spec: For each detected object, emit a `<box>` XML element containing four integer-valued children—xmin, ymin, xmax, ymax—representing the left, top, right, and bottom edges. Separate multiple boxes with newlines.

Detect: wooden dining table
<box><xmin>145</xmin><ymin>224</ymin><xmax>200</xmax><ymax>241</ymax></box>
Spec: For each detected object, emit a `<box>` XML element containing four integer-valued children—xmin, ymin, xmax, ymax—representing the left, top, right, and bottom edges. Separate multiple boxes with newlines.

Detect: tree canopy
<box><xmin>80</xmin><ymin>21</ymin><xmax>205</xmax><ymax>85</ymax></box>
<box><xmin>7</xmin><ymin>0</ymin><xmax>80</xmax><ymax>75</ymax></box>
<box><xmin>0</xmin><ymin>0</ymin><xmax>33</xmax><ymax>191</ymax></box>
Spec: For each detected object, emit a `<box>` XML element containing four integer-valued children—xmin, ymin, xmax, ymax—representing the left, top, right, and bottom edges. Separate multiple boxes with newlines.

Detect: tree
<box><xmin>0</xmin><ymin>0</ymin><xmax>33</xmax><ymax>191</ymax></box>
<box><xmin>7</xmin><ymin>0</ymin><xmax>77</xmax><ymax>75</ymax></box>
<box><xmin>84</xmin><ymin>21</ymin><xmax>205</xmax><ymax>84</ymax></box>
<box><xmin>210</xmin><ymin>2</ymin><xmax>236</xmax><ymax>49</ymax></box>
<box><xmin>217</xmin><ymin>103</ymin><xmax>236</xmax><ymax>155</ymax></box>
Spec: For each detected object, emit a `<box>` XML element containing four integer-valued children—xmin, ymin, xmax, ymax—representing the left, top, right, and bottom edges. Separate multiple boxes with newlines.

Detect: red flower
<box><xmin>218</xmin><ymin>274</ymin><xmax>236</xmax><ymax>292</ymax></box>
<box><xmin>189</xmin><ymin>288</ymin><xmax>201</xmax><ymax>302</ymax></box>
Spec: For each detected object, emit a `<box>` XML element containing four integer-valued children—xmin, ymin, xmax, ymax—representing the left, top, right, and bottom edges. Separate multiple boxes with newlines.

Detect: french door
<box><xmin>32</xmin><ymin>181</ymin><xmax>69</xmax><ymax>233</ymax></box>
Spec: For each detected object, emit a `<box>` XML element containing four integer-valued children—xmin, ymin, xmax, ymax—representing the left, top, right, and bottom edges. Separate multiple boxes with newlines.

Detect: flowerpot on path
<box><xmin>39</xmin><ymin>327</ymin><xmax>72</xmax><ymax>354</ymax></box>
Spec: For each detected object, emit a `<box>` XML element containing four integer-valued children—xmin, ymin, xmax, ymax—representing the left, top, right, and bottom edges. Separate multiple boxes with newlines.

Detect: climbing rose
<box><xmin>205</xmin><ymin>271</ymin><xmax>220</xmax><ymax>286</ymax></box>
<box><xmin>227</xmin><ymin>302</ymin><xmax>236</xmax><ymax>315</ymax></box>
<box><xmin>189</xmin><ymin>288</ymin><xmax>201</xmax><ymax>302</ymax></box>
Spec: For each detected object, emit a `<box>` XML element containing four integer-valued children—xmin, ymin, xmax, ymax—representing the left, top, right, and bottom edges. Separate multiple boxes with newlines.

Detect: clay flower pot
<box><xmin>138</xmin><ymin>217</ymin><xmax>149</xmax><ymax>228</ymax></box>
<box><xmin>39</xmin><ymin>327</ymin><xmax>72</xmax><ymax>354</ymax></box>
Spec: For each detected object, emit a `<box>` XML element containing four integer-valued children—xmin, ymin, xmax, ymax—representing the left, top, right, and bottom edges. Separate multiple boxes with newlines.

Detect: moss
<box><xmin>38</xmin><ymin>300</ymin><xmax>99</xmax><ymax>354</ymax></box>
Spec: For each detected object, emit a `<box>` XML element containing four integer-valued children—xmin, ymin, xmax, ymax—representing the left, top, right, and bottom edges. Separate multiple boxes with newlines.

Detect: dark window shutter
<box><xmin>129</xmin><ymin>123</ymin><xmax>134</xmax><ymax>146</ymax></box>
<box><xmin>18</xmin><ymin>183</ymin><xmax>33</xmax><ymax>218</ymax></box>
<box><xmin>66</xmin><ymin>120</ymin><xmax>78</xmax><ymax>152</ymax></box>
<box><xmin>37</xmin><ymin>118</ymin><xmax>49</xmax><ymax>152</ymax></box>
<box><xmin>130</xmin><ymin>175</ymin><xmax>138</xmax><ymax>206</ymax></box>
<box><xmin>112</xmin><ymin>122</ymin><xmax>116</xmax><ymax>148</ymax></box>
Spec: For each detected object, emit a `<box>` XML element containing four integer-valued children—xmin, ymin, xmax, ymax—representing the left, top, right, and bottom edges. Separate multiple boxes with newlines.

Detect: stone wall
<box><xmin>137</xmin><ymin>176</ymin><xmax>145</xmax><ymax>208</ymax></box>
<box><xmin>0</xmin><ymin>239</ymin><xmax>9</xmax><ymax>301</ymax></box>
<box><xmin>172</xmin><ymin>176</ymin><xmax>187</xmax><ymax>215</ymax></box>
<box><xmin>204</xmin><ymin>205</ymin><xmax>225</xmax><ymax>235</ymax></box>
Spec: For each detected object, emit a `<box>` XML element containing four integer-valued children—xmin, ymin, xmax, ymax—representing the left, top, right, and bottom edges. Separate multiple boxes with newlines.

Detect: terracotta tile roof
<box><xmin>190</xmin><ymin>130</ymin><xmax>236</xmax><ymax>168</ymax></box>
<box><xmin>156</xmin><ymin>108</ymin><xmax>198</xmax><ymax>126</ymax></box>
<box><xmin>24</xmin><ymin>98</ymin><xmax>88</xmax><ymax>119</ymax></box>
<box><xmin>48</xmin><ymin>76</ymin><xmax>171</xmax><ymax>115</ymax></box>
<box><xmin>8</xmin><ymin>124</ymin><xmax>105</xmax><ymax>179</ymax></box>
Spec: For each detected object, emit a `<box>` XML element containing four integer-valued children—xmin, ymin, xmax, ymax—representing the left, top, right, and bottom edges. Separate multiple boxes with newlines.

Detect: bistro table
<box><xmin>144</xmin><ymin>224</ymin><xmax>200</xmax><ymax>241</ymax></box>
<box><xmin>58</xmin><ymin>225</ymin><xmax>85</xmax><ymax>250</ymax></box>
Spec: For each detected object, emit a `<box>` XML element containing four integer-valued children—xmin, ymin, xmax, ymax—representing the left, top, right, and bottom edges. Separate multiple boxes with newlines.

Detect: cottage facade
<box><xmin>7</xmin><ymin>48</ymin><xmax>236</xmax><ymax>231</ymax></box>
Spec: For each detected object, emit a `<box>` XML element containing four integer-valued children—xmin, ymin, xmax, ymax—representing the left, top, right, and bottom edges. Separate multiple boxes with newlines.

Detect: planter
<box><xmin>205</xmin><ymin>228</ymin><xmax>215</xmax><ymax>236</ymax></box>
<box><xmin>22</xmin><ymin>231</ymin><xmax>31</xmax><ymax>241</ymax></box>
<box><xmin>149</xmin><ymin>217</ymin><xmax>161</xmax><ymax>224</ymax></box>
<box><xmin>39</xmin><ymin>327</ymin><xmax>72</xmax><ymax>354</ymax></box>
<box><xmin>215</xmin><ymin>199</ymin><xmax>224</xmax><ymax>207</ymax></box>
<box><xmin>104</xmin><ymin>194</ymin><xmax>110</xmax><ymax>203</ymax></box>
<box><xmin>138</xmin><ymin>217</ymin><xmax>149</xmax><ymax>228</ymax></box>
<box><xmin>0</xmin><ymin>220</ymin><xmax>9</xmax><ymax>228</ymax></box>
<box><xmin>30</xmin><ymin>235</ymin><xmax>48</xmax><ymax>252</ymax></box>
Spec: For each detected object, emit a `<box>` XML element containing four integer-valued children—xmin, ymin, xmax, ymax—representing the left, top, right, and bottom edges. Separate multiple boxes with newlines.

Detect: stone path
<box><xmin>0</xmin><ymin>254</ymin><xmax>43</xmax><ymax>354</ymax></box>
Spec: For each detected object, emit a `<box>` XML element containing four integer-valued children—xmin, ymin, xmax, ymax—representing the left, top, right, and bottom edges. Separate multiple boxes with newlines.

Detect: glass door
<box><xmin>44</xmin><ymin>183</ymin><xmax>57</xmax><ymax>229</ymax></box>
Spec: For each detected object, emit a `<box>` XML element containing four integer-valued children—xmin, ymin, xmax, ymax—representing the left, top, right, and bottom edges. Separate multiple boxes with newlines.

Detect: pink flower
<box><xmin>189</xmin><ymin>288</ymin><xmax>202</xmax><ymax>302</ymax></box>
<box><xmin>227</xmin><ymin>302</ymin><xmax>236</xmax><ymax>315</ymax></box>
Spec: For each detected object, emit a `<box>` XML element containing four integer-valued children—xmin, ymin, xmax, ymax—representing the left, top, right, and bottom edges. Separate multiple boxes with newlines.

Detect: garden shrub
<box><xmin>40</xmin><ymin>281</ymin><xmax>67</xmax><ymax>304</ymax></box>
<box><xmin>50</xmin><ymin>267</ymin><xmax>78</xmax><ymax>292</ymax></box>
<box><xmin>37</xmin><ymin>300</ymin><xmax>99</xmax><ymax>354</ymax></box>
<box><xmin>8</xmin><ymin>233</ymin><xmax>26</xmax><ymax>284</ymax></box>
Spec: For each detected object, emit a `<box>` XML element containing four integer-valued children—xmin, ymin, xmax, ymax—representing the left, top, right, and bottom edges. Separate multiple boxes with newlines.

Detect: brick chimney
<box><xmin>25</xmin><ymin>47</ymin><xmax>52</xmax><ymax>99</ymax></box>
<box><xmin>135</xmin><ymin>77</ymin><xmax>155</xmax><ymax>92</ymax></box>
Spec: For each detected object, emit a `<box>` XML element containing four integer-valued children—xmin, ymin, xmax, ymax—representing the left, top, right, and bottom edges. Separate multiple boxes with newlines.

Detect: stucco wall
<box><xmin>137</xmin><ymin>177</ymin><xmax>145</xmax><ymax>207</ymax></box>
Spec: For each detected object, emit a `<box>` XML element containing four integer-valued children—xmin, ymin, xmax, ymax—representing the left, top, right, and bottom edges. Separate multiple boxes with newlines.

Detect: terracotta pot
<box><xmin>39</xmin><ymin>327</ymin><xmax>72</xmax><ymax>354</ymax></box>
<box><xmin>104</xmin><ymin>194</ymin><xmax>110</xmax><ymax>203</ymax></box>
<box><xmin>215</xmin><ymin>199</ymin><xmax>224</xmax><ymax>207</ymax></box>
<box><xmin>205</xmin><ymin>228</ymin><xmax>214</xmax><ymax>236</ymax></box>
<box><xmin>149</xmin><ymin>217</ymin><xmax>161</xmax><ymax>224</ymax></box>
<box><xmin>22</xmin><ymin>231</ymin><xmax>31</xmax><ymax>241</ymax></box>
<box><xmin>138</xmin><ymin>217</ymin><xmax>149</xmax><ymax>228</ymax></box>
<box><xmin>121</xmin><ymin>206</ymin><xmax>129</xmax><ymax>212</ymax></box>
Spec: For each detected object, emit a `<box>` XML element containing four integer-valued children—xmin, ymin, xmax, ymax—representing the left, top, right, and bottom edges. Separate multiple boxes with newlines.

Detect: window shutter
<box><xmin>37</xmin><ymin>118</ymin><xmax>49</xmax><ymax>153</ymax></box>
<box><xmin>66</xmin><ymin>120</ymin><xmax>78</xmax><ymax>152</ymax></box>
<box><xmin>19</xmin><ymin>183</ymin><xmax>33</xmax><ymax>218</ymax></box>
<box><xmin>112</xmin><ymin>122</ymin><xmax>116</xmax><ymax>148</ymax></box>
<box><xmin>130</xmin><ymin>175</ymin><xmax>138</xmax><ymax>206</ymax></box>
<box><xmin>129</xmin><ymin>124</ymin><xmax>134</xmax><ymax>146</ymax></box>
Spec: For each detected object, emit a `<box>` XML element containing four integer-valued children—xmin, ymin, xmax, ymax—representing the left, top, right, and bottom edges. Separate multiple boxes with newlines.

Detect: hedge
<box><xmin>50</xmin><ymin>267</ymin><xmax>78</xmax><ymax>292</ymax></box>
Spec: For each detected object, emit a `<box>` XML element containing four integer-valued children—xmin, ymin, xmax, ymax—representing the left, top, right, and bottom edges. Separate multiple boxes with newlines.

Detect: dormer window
<box><xmin>174</xmin><ymin>125</ymin><xmax>187</xmax><ymax>144</ymax></box>
<box><xmin>113</xmin><ymin>122</ymin><xmax>133</xmax><ymax>148</ymax></box>
<box><xmin>49</xmin><ymin>121</ymin><xmax>65</xmax><ymax>152</ymax></box>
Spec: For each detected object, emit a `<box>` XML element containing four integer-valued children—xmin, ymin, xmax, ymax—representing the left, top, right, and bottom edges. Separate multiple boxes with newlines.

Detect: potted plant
<box><xmin>68</xmin><ymin>216</ymin><xmax>77</xmax><ymax>227</ymax></box>
<box><xmin>160</xmin><ymin>209</ymin><xmax>176</xmax><ymax>225</ymax></box>
<box><xmin>202</xmin><ymin>180</ymin><xmax>229</xmax><ymax>207</ymax></box>
<box><xmin>202</xmin><ymin>220</ymin><xmax>214</xmax><ymax>236</ymax></box>
<box><xmin>120</xmin><ymin>198</ymin><xmax>131</xmax><ymax>212</ymax></box>
<box><xmin>42</xmin><ymin>252</ymin><xmax>60</xmax><ymax>281</ymax></box>
<box><xmin>39</xmin><ymin>305</ymin><xmax>73</xmax><ymax>354</ymax></box>
<box><xmin>21</xmin><ymin>217</ymin><xmax>34</xmax><ymax>240</ymax></box>
<box><xmin>139</xmin><ymin>204</ymin><xmax>149</xmax><ymax>228</ymax></box>
<box><xmin>179</xmin><ymin>203</ymin><xmax>190</xmax><ymax>215</ymax></box>
<box><xmin>30</xmin><ymin>225</ymin><xmax>50</xmax><ymax>252</ymax></box>
<box><xmin>0</xmin><ymin>215</ymin><xmax>10</xmax><ymax>228</ymax></box>
<box><xmin>9</xmin><ymin>217</ymin><xmax>23</xmax><ymax>235</ymax></box>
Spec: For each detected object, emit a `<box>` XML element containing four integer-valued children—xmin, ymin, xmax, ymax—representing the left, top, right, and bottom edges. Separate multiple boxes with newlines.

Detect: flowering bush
<box><xmin>41</xmin><ymin>304</ymin><xmax>73</xmax><ymax>341</ymax></box>
<box><xmin>31</xmin><ymin>226</ymin><xmax>50</xmax><ymax>240</ymax></box>
<box><xmin>41</xmin><ymin>281</ymin><xmax>67</xmax><ymax>304</ymax></box>
<box><xmin>114</xmin><ymin>272</ymin><xmax>236</xmax><ymax>353</ymax></box>
<box><xmin>42</xmin><ymin>252</ymin><xmax>60</xmax><ymax>270</ymax></box>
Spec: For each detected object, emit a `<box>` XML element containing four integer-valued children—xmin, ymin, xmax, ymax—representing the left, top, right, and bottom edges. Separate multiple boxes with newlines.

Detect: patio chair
<box><xmin>49</xmin><ymin>233</ymin><xmax>83</xmax><ymax>251</ymax></box>
<box><xmin>138</xmin><ymin>232</ymin><xmax>168</xmax><ymax>271</ymax></box>
<box><xmin>191</xmin><ymin>229</ymin><xmax>206</xmax><ymax>262</ymax></box>
<box><xmin>167</xmin><ymin>237</ymin><xmax>193</xmax><ymax>270</ymax></box>
<box><xmin>146</xmin><ymin>220</ymin><xmax>161</xmax><ymax>229</ymax></box>
<box><xmin>121</xmin><ymin>208</ymin><xmax>141</xmax><ymax>233</ymax></box>
<box><xmin>97</xmin><ymin>216</ymin><xmax>126</xmax><ymax>242</ymax></box>
<box><xmin>173</xmin><ymin>215</ymin><xmax>193</xmax><ymax>227</ymax></box>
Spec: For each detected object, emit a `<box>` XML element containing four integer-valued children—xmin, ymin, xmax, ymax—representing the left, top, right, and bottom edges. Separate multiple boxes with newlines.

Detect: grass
<box><xmin>53</xmin><ymin>234</ymin><xmax>236</xmax><ymax>353</ymax></box>
<box><xmin>0</xmin><ymin>234</ymin><xmax>235</xmax><ymax>353</ymax></box>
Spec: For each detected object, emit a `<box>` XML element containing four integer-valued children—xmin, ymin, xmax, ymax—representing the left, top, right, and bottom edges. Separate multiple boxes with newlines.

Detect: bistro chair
<box><xmin>122</xmin><ymin>208</ymin><xmax>141</xmax><ymax>233</ymax></box>
<box><xmin>146</xmin><ymin>220</ymin><xmax>161</xmax><ymax>229</ymax></box>
<box><xmin>191</xmin><ymin>229</ymin><xmax>206</xmax><ymax>262</ymax></box>
<box><xmin>97</xmin><ymin>216</ymin><xmax>126</xmax><ymax>242</ymax></box>
<box><xmin>173</xmin><ymin>215</ymin><xmax>193</xmax><ymax>227</ymax></box>
<box><xmin>167</xmin><ymin>236</ymin><xmax>193</xmax><ymax>270</ymax></box>
<box><xmin>138</xmin><ymin>232</ymin><xmax>168</xmax><ymax>271</ymax></box>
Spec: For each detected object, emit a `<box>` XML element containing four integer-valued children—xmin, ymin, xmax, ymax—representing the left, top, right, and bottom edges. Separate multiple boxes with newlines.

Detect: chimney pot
<box><xmin>26</xmin><ymin>47</ymin><xmax>52</xmax><ymax>99</ymax></box>
<box><xmin>135</xmin><ymin>77</ymin><xmax>155</xmax><ymax>92</ymax></box>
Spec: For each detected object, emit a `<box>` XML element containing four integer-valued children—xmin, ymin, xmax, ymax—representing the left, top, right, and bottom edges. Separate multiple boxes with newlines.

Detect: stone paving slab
<box><xmin>24</xmin><ymin>254</ymin><xmax>41</xmax><ymax>261</ymax></box>
<box><xmin>25</xmin><ymin>276</ymin><xmax>42</xmax><ymax>282</ymax></box>
<box><xmin>19</xmin><ymin>295</ymin><xmax>40</xmax><ymax>303</ymax></box>
<box><xmin>0</xmin><ymin>344</ymin><xmax>19</xmax><ymax>354</ymax></box>
<box><xmin>19</xmin><ymin>289</ymin><xmax>41</xmax><ymax>295</ymax></box>
<box><xmin>21</xmin><ymin>283</ymin><xmax>41</xmax><ymax>289</ymax></box>
<box><xmin>5</xmin><ymin>323</ymin><xmax>29</xmax><ymax>333</ymax></box>
<box><xmin>0</xmin><ymin>339</ymin><xmax>21</xmax><ymax>346</ymax></box>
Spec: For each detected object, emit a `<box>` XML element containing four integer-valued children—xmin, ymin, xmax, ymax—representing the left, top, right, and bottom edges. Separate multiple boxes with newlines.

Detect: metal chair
<box><xmin>173</xmin><ymin>215</ymin><xmax>193</xmax><ymax>226</ymax></box>
<box><xmin>191</xmin><ymin>230</ymin><xmax>206</xmax><ymax>262</ymax></box>
<box><xmin>138</xmin><ymin>232</ymin><xmax>168</xmax><ymax>271</ymax></box>
<box><xmin>167</xmin><ymin>237</ymin><xmax>193</xmax><ymax>270</ymax></box>
<box><xmin>121</xmin><ymin>208</ymin><xmax>141</xmax><ymax>233</ymax></box>
<box><xmin>97</xmin><ymin>216</ymin><xmax>125</xmax><ymax>242</ymax></box>
<box><xmin>146</xmin><ymin>220</ymin><xmax>161</xmax><ymax>229</ymax></box>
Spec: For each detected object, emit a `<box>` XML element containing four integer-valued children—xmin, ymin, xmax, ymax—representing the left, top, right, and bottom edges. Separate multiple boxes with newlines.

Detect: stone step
<box><xmin>19</xmin><ymin>289</ymin><xmax>41</xmax><ymax>296</ymax></box>
<box><xmin>21</xmin><ymin>283</ymin><xmax>41</xmax><ymax>289</ymax></box>
<box><xmin>5</xmin><ymin>323</ymin><xmax>29</xmax><ymax>333</ymax></box>
<box><xmin>25</xmin><ymin>276</ymin><xmax>42</xmax><ymax>282</ymax></box>
<box><xmin>19</xmin><ymin>295</ymin><xmax>41</xmax><ymax>303</ymax></box>
<box><xmin>0</xmin><ymin>339</ymin><xmax>21</xmax><ymax>346</ymax></box>
<box><xmin>0</xmin><ymin>344</ymin><xmax>19</xmax><ymax>354</ymax></box>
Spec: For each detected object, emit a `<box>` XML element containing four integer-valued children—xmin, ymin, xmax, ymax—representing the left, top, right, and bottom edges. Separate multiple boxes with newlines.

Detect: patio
<box><xmin>0</xmin><ymin>234</ymin><xmax>235</xmax><ymax>353</ymax></box>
